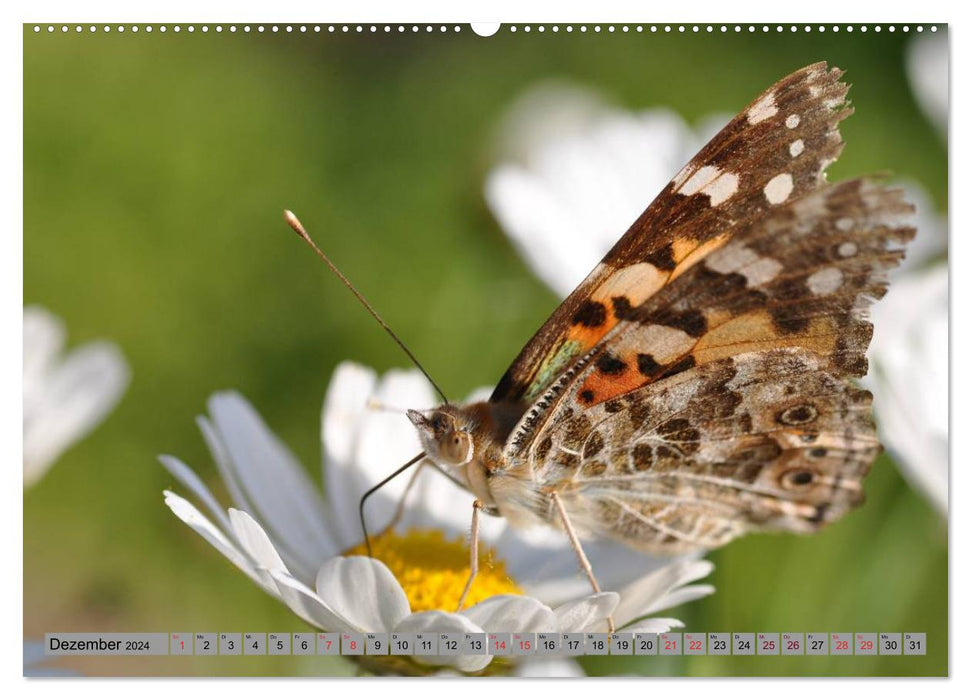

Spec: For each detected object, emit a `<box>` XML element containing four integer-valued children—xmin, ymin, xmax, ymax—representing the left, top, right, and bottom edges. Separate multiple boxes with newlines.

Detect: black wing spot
<box><xmin>572</xmin><ymin>301</ymin><xmax>607</xmax><ymax>328</ymax></box>
<box><xmin>579</xmin><ymin>389</ymin><xmax>595</xmax><ymax>404</ymax></box>
<box><xmin>644</xmin><ymin>243</ymin><xmax>677</xmax><ymax>271</ymax></box>
<box><xmin>595</xmin><ymin>353</ymin><xmax>628</xmax><ymax>376</ymax></box>
<box><xmin>647</xmin><ymin>308</ymin><xmax>708</xmax><ymax>337</ymax></box>
<box><xmin>636</xmin><ymin>353</ymin><xmax>661</xmax><ymax>376</ymax></box>
<box><xmin>611</xmin><ymin>295</ymin><xmax>636</xmax><ymax>320</ymax></box>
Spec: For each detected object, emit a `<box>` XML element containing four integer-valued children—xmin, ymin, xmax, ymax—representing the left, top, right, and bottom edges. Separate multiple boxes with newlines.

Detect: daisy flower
<box><xmin>160</xmin><ymin>363</ymin><xmax>715</xmax><ymax>675</ymax></box>
<box><xmin>23</xmin><ymin>305</ymin><xmax>130</xmax><ymax>488</ymax></box>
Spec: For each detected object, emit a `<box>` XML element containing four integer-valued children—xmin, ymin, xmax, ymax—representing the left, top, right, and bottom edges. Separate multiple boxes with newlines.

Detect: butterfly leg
<box><xmin>455</xmin><ymin>499</ymin><xmax>483</xmax><ymax>612</ymax></box>
<box><xmin>550</xmin><ymin>491</ymin><xmax>615</xmax><ymax>633</ymax></box>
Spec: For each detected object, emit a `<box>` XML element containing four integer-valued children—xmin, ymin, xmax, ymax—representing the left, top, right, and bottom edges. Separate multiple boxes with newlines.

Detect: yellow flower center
<box><xmin>345</xmin><ymin>528</ymin><xmax>522</xmax><ymax>612</ymax></box>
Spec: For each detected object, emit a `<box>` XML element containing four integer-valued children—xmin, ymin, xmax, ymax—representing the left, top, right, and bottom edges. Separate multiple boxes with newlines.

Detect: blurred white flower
<box><xmin>906</xmin><ymin>32</ymin><xmax>948</xmax><ymax>136</ymax></box>
<box><xmin>160</xmin><ymin>362</ymin><xmax>715</xmax><ymax>674</ymax></box>
<box><xmin>866</xmin><ymin>260</ymin><xmax>948</xmax><ymax>515</ymax></box>
<box><xmin>485</xmin><ymin>81</ymin><xmax>726</xmax><ymax>297</ymax></box>
<box><xmin>23</xmin><ymin>306</ymin><xmax>130</xmax><ymax>488</ymax></box>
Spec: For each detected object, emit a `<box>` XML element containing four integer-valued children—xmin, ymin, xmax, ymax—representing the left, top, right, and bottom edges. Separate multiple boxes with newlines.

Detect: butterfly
<box><xmin>307</xmin><ymin>62</ymin><xmax>915</xmax><ymax>617</ymax></box>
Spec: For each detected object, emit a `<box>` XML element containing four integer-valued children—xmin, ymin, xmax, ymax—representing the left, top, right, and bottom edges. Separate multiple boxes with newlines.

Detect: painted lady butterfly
<box><xmin>294</xmin><ymin>62</ymin><xmax>915</xmax><ymax>615</ymax></box>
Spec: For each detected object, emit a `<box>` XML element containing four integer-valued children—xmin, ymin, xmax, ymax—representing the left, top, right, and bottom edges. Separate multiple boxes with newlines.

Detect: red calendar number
<box><xmin>664</xmin><ymin>640</ymin><xmax>676</xmax><ymax>650</ymax></box>
<box><xmin>836</xmin><ymin>640</ymin><xmax>849</xmax><ymax>650</ymax></box>
<box><xmin>689</xmin><ymin>640</ymin><xmax>702</xmax><ymax>651</ymax></box>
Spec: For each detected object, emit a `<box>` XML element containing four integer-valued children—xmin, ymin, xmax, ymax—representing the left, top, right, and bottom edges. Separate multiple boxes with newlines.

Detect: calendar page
<box><xmin>21</xmin><ymin>13</ymin><xmax>949</xmax><ymax>681</ymax></box>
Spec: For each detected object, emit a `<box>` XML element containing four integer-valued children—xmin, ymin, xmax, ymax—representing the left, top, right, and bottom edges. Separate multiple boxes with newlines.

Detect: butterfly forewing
<box><xmin>491</xmin><ymin>62</ymin><xmax>851</xmax><ymax>411</ymax></box>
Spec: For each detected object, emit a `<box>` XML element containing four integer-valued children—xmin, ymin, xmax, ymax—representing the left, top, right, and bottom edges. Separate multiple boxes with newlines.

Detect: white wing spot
<box><xmin>807</xmin><ymin>267</ymin><xmax>843</xmax><ymax>295</ymax></box>
<box><xmin>706</xmin><ymin>244</ymin><xmax>782</xmax><ymax>285</ymax></box>
<box><xmin>789</xmin><ymin>139</ymin><xmax>805</xmax><ymax>157</ymax></box>
<box><xmin>763</xmin><ymin>173</ymin><xmax>794</xmax><ymax>204</ymax></box>
<box><xmin>838</xmin><ymin>241</ymin><xmax>858</xmax><ymax>257</ymax></box>
<box><xmin>785</xmin><ymin>114</ymin><xmax>801</xmax><ymax>129</ymax></box>
<box><xmin>747</xmin><ymin>92</ymin><xmax>778</xmax><ymax>124</ymax></box>
<box><xmin>678</xmin><ymin>165</ymin><xmax>720</xmax><ymax>196</ymax></box>
<box><xmin>836</xmin><ymin>217</ymin><xmax>854</xmax><ymax>231</ymax></box>
<box><xmin>701</xmin><ymin>171</ymin><xmax>739</xmax><ymax>206</ymax></box>
<box><xmin>677</xmin><ymin>165</ymin><xmax>739</xmax><ymax>205</ymax></box>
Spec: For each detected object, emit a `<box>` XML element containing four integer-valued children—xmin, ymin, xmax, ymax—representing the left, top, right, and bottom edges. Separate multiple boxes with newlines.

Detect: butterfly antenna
<box><xmin>359</xmin><ymin>451</ymin><xmax>426</xmax><ymax>558</ymax></box>
<box><xmin>284</xmin><ymin>210</ymin><xmax>449</xmax><ymax>404</ymax></box>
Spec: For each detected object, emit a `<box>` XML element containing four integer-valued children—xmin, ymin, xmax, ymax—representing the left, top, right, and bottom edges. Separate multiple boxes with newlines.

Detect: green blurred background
<box><xmin>24</xmin><ymin>24</ymin><xmax>947</xmax><ymax>676</ymax></box>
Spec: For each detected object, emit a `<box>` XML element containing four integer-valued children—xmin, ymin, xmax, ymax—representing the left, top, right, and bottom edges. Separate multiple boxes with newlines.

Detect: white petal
<box><xmin>907</xmin><ymin>32</ymin><xmax>949</xmax><ymax>136</ymax></box>
<box><xmin>323</xmin><ymin>366</ymin><xmax>434</xmax><ymax>549</ymax></box>
<box><xmin>321</xmin><ymin>362</ymin><xmax>378</xmax><ymax>472</ymax></box>
<box><xmin>866</xmin><ymin>265</ymin><xmax>949</xmax><ymax>513</ymax></box>
<box><xmin>462</xmin><ymin>595</ymin><xmax>556</xmax><ymax>633</ymax></box>
<box><xmin>228</xmin><ymin>508</ymin><xmax>289</xmax><ymax>572</ymax></box>
<box><xmin>553</xmin><ymin>592</ymin><xmax>619</xmax><ymax>632</ymax></box>
<box><xmin>206</xmin><ymin>392</ymin><xmax>335</xmax><ymax>576</ymax></box>
<box><xmin>23</xmin><ymin>340</ymin><xmax>129</xmax><ymax>485</ymax></box>
<box><xmin>162</xmin><ymin>491</ymin><xmax>274</xmax><ymax>595</ymax></box>
<box><xmin>267</xmin><ymin>568</ymin><xmax>357</xmax><ymax>632</ymax></box>
<box><xmin>394</xmin><ymin>610</ymin><xmax>490</xmax><ymax>673</ymax></box>
<box><xmin>513</xmin><ymin>657</ymin><xmax>586</xmax><ymax>677</ymax></box>
<box><xmin>314</xmin><ymin>556</ymin><xmax>411</xmax><ymax>632</ymax></box>
<box><xmin>158</xmin><ymin>455</ymin><xmax>234</xmax><ymax>535</ymax></box>
<box><xmin>613</xmin><ymin>560</ymin><xmax>715</xmax><ymax>628</ymax></box>
<box><xmin>619</xmin><ymin>617</ymin><xmax>685</xmax><ymax>634</ymax></box>
<box><xmin>23</xmin><ymin>306</ymin><xmax>65</xmax><ymax>404</ymax></box>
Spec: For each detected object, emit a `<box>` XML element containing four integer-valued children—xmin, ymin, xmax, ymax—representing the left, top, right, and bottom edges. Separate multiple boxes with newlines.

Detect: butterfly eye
<box><xmin>441</xmin><ymin>431</ymin><xmax>473</xmax><ymax>465</ymax></box>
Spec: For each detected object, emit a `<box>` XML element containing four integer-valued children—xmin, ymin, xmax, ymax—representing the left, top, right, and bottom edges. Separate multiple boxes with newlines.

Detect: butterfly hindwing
<box><xmin>491</xmin><ymin>62</ymin><xmax>852</xmax><ymax>411</ymax></box>
<box><xmin>522</xmin><ymin>349</ymin><xmax>879</xmax><ymax>552</ymax></box>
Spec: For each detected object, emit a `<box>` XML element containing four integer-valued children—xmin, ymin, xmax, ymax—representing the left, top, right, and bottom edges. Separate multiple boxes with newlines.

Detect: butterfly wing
<box><xmin>506</xmin><ymin>179</ymin><xmax>914</xmax><ymax>550</ymax></box>
<box><xmin>524</xmin><ymin>348</ymin><xmax>879</xmax><ymax>552</ymax></box>
<box><xmin>491</xmin><ymin>62</ymin><xmax>851</xmax><ymax>411</ymax></box>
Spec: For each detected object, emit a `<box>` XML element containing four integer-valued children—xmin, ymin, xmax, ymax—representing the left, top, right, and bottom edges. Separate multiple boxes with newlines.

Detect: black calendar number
<box><xmin>712</xmin><ymin>639</ymin><xmax>726</xmax><ymax>651</ymax></box>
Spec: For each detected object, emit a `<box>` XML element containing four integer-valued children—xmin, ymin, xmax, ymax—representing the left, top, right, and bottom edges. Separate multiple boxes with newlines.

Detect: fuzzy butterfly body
<box><xmin>409</xmin><ymin>62</ymin><xmax>914</xmax><ymax>554</ymax></box>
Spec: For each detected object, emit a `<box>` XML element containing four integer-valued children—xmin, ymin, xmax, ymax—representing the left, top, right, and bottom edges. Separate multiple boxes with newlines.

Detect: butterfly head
<box><xmin>407</xmin><ymin>407</ymin><xmax>475</xmax><ymax>467</ymax></box>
